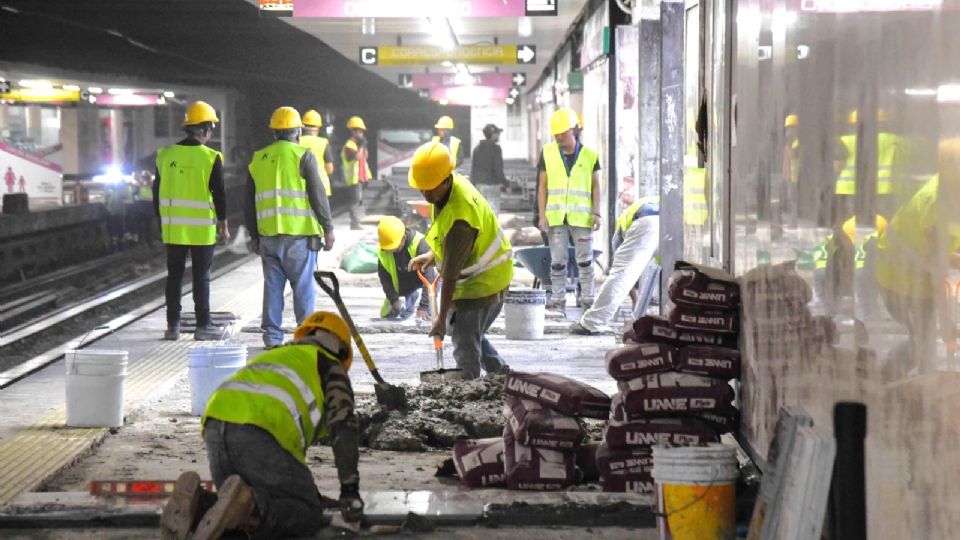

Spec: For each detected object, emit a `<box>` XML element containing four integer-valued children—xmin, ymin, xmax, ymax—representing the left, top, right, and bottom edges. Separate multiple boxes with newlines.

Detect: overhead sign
<box><xmin>359</xmin><ymin>45</ymin><xmax>536</xmax><ymax>66</ymax></box>
<box><xmin>430</xmin><ymin>86</ymin><xmax>509</xmax><ymax>106</ymax></box>
<box><xmin>508</xmin><ymin>87</ymin><xmax>520</xmax><ymax>99</ymax></box>
<box><xmin>398</xmin><ymin>74</ymin><xmax>413</xmax><ymax>88</ymax></box>
<box><xmin>799</xmin><ymin>0</ymin><xmax>941</xmax><ymax>11</ymax></box>
<box><xmin>512</xmin><ymin>72</ymin><xmax>527</xmax><ymax>87</ymax></box>
<box><xmin>0</xmin><ymin>88</ymin><xmax>80</xmax><ymax>103</ymax></box>
<box><xmin>296</xmin><ymin>0</ymin><xmax>526</xmax><ymax>18</ymax></box>
<box><xmin>258</xmin><ymin>0</ymin><xmax>293</xmax><ymax>15</ymax></box>
<box><xmin>525</xmin><ymin>0</ymin><xmax>558</xmax><ymax>16</ymax></box>
<box><xmin>410</xmin><ymin>73</ymin><xmax>513</xmax><ymax>89</ymax></box>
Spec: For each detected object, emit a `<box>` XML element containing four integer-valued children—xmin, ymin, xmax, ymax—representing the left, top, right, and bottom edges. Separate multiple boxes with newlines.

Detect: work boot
<box><xmin>159</xmin><ymin>471</ymin><xmax>202</xmax><ymax>540</ymax></box>
<box><xmin>193</xmin><ymin>475</ymin><xmax>258</xmax><ymax>540</ymax></box>
<box><xmin>545</xmin><ymin>296</ymin><xmax>566</xmax><ymax>312</ymax></box>
<box><xmin>569</xmin><ymin>321</ymin><xmax>600</xmax><ymax>336</ymax></box>
<box><xmin>194</xmin><ymin>323</ymin><xmax>225</xmax><ymax>341</ymax></box>
<box><xmin>580</xmin><ymin>297</ymin><xmax>595</xmax><ymax>310</ymax></box>
<box><xmin>164</xmin><ymin>323</ymin><xmax>181</xmax><ymax>341</ymax></box>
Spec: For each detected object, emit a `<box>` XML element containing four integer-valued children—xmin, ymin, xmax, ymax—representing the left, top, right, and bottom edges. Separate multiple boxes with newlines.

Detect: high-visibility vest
<box><xmin>340</xmin><ymin>139</ymin><xmax>372</xmax><ymax>186</ymax></box>
<box><xmin>542</xmin><ymin>142</ymin><xmax>598</xmax><ymax>228</ymax></box>
<box><xmin>789</xmin><ymin>139</ymin><xmax>799</xmax><ymax>184</ymax></box>
<box><xmin>616</xmin><ymin>197</ymin><xmax>660</xmax><ymax>236</ymax></box>
<box><xmin>136</xmin><ymin>185</ymin><xmax>153</xmax><ymax>201</ymax></box>
<box><xmin>876</xmin><ymin>132</ymin><xmax>902</xmax><ymax>195</ymax></box>
<box><xmin>203</xmin><ymin>344</ymin><xmax>338</xmax><ymax>463</ymax></box>
<box><xmin>426</xmin><ymin>174</ymin><xmax>513</xmax><ymax>301</ymax></box>
<box><xmin>836</xmin><ymin>135</ymin><xmax>857</xmax><ymax>195</ymax></box>
<box><xmin>432</xmin><ymin>135</ymin><xmax>462</xmax><ymax>167</ymax></box>
<box><xmin>377</xmin><ymin>230</ymin><xmax>424</xmax><ymax>317</ymax></box>
<box><xmin>684</xmin><ymin>166</ymin><xmax>708</xmax><ymax>226</ymax></box>
<box><xmin>248</xmin><ymin>140</ymin><xmax>323</xmax><ymax>238</ymax></box>
<box><xmin>155</xmin><ymin>144</ymin><xmax>219</xmax><ymax>245</ymax></box>
<box><xmin>299</xmin><ymin>134</ymin><xmax>332</xmax><ymax>196</ymax></box>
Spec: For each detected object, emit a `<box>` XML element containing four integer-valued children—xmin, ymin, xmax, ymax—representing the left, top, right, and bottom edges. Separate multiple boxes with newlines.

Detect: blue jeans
<box><xmin>260</xmin><ymin>236</ymin><xmax>316</xmax><ymax>347</ymax></box>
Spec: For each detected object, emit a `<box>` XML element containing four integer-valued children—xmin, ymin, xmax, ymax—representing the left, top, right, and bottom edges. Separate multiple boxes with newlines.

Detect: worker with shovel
<box><xmin>407</xmin><ymin>141</ymin><xmax>514</xmax><ymax>380</ymax></box>
<box><xmin>159</xmin><ymin>311</ymin><xmax>363</xmax><ymax>540</ymax></box>
<box><xmin>376</xmin><ymin>215</ymin><xmax>434</xmax><ymax>321</ymax></box>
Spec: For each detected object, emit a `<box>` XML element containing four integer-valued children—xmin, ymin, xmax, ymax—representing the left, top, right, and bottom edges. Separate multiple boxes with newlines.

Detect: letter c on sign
<box><xmin>360</xmin><ymin>48</ymin><xmax>377</xmax><ymax>65</ymax></box>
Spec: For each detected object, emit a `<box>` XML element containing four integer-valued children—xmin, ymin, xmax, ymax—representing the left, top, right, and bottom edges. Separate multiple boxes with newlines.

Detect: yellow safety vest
<box><xmin>377</xmin><ymin>230</ymin><xmax>424</xmax><ymax>317</ymax></box>
<box><xmin>616</xmin><ymin>197</ymin><xmax>660</xmax><ymax>236</ymax></box>
<box><xmin>248</xmin><ymin>140</ymin><xmax>323</xmax><ymax>238</ymax></box>
<box><xmin>789</xmin><ymin>139</ymin><xmax>799</xmax><ymax>184</ymax></box>
<box><xmin>432</xmin><ymin>135</ymin><xmax>462</xmax><ymax>167</ymax></box>
<box><xmin>155</xmin><ymin>144</ymin><xmax>219</xmax><ymax>246</ymax></box>
<box><xmin>203</xmin><ymin>344</ymin><xmax>336</xmax><ymax>463</ymax></box>
<box><xmin>340</xmin><ymin>139</ymin><xmax>372</xmax><ymax>186</ymax></box>
<box><xmin>299</xmin><ymin>134</ymin><xmax>332</xmax><ymax>197</ymax></box>
<box><xmin>836</xmin><ymin>135</ymin><xmax>857</xmax><ymax>195</ymax></box>
<box><xmin>876</xmin><ymin>132</ymin><xmax>902</xmax><ymax>196</ymax></box>
<box><xmin>136</xmin><ymin>185</ymin><xmax>153</xmax><ymax>201</ymax></box>
<box><xmin>684</xmin><ymin>165</ymin><xmax>708</xmax><ymax>226</ymax></box>
<box><xmin>543</xmin><ymin>142</ymin><xmax>598</xmax><ymax>228</ymax></box>
<box><xmin>426</xmin><ymin>174</ymin><xmax>513</xmax><ymax>301</ymax></box>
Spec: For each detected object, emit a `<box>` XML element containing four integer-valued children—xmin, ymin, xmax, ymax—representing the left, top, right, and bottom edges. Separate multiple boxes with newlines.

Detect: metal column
<box><xmin>659</xmin><ymin>0</ymin><xmax>685</xmax><ymax>306</ymax></box>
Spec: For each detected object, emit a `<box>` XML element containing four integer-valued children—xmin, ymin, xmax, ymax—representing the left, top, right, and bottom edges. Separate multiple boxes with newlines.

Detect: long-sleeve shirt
<box><xmin>377</xmin><ymin>230</ymin><xmax>434</xmax><ymax>310</ymax></box>
<box><xmin>153</xmin><ymin>138</ymin><xmax>227</xmax><ymax>220</ymax></box>
<box><xmin>243</xmin><ymin>137</ymin><xmax>334</xmax><ymax>239</ymax></box>
<box><xmin>469</xmin><ymin>139</ymin><xmax>508</xmax><ymax>186</ymax></box>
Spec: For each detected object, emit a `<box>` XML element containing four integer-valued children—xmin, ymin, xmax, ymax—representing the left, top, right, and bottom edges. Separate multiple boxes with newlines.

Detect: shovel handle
<box><xmin>315</xmin><ymin>270</ymin><xmax>340</xmax><ymax>300</ymax></box>
<box><xmin>416</xmin><ymin>268</ymin><xmax>439</xmax><ymax>293</ymax></box>
<box><xmin>314</xmin><ymin>270</ymin><xmax>385</xmax><ymax>385</ymax></box>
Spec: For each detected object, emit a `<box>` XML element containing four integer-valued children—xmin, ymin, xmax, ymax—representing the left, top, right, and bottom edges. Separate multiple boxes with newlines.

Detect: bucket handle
<box><xmin>70</xmin><ymin>324</ymin><xmax>123</xmax><ymax>375</ymax></box>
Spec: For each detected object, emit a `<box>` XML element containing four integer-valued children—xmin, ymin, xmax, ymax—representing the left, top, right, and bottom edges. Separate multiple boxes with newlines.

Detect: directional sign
<box><xmin>410</xmin><ymin>73</ymin><xmax>513</xmax><ymax>89</ymax></box>
<box><xmin>296</xmin><ymin>0</ymin><xmax>527</xmax><ymax>18</ymax></box>
<box><xmin>398</xmin><ymin>74</ymin><xmax>413</xmax><ymax>88</ymax></box>
<box><xmin>512</xmin><ymin>72</ymin><xmax>527</xmax><ymax>87</ymax></box>
<box><xmin>358</xmin><ymin>45</ymin><xmax>536</xmax><ymax>66</ymax></box>
<box><xmin>526</xmin><ymin>0</ymin><xmax>558</xmax><ymax>16</ymax></box>
<box><xmin>508</xmin><ymin>87</ymin><xmax>520</xmax><ymax>99</ymax></box>
<box><xmin>516</xmin><ymin>45</ymin><xmax>537</xmax><ymax>64</ymax></box>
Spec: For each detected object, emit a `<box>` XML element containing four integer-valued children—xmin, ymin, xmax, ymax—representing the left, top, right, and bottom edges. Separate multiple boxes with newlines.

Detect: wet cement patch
<box><xmin>483</xmin><ymin>500</ymin><xmax>655</xmax><ymax>528</ymax></box>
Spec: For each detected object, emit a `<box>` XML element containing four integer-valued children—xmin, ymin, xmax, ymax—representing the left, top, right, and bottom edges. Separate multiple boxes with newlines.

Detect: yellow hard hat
<box><xmin>784</xmin><ymin>114</ymin><xmax>798</xmax><ymax>128</ymax></box>
<box><xmin>347</xmin><ymin>116</ymin><xmax>367</xmax><ymax>130</ymax></box>
<box><xmin>435</xmin><ymin>115</ymin><xmax>454</xmax><ymax>130</ymax></box>
<box><xmin>408</xmin><ymin>141</ymin><xmax>454</xmax><ymax>191</ymax></box>
<box><xmin>302</xmin><ymin>109</ymin><xmax>323</xmax><ymax>127</ymax></box>
<box><xmin>269</xmin><ymin>106</ymin><xmax>303</xmax><ymax>130</ymax></box>
<box><xmin>550</xmin><ymin>107</ymin><xmax>580</xmax><ymax>136</ymax></box>
<box><xmin>841</xmin><ymin>215</ymin><xmax>888</xmax><ymax>244</ymax></box>
<box><xmin>294</xmin><ymin>311</ymin><xmax>353</xmax><ymax>371</ymax></box>
<box><xmin>848</xmin><ymin>110</ymin><xmax>858</xmax><ymax>125</ymax></box>
<box><xmin>183</xmin><ymin>101</ymin><xmax>219</xmax><ymax>126</ymax></box>
<box><xmin>378</xmin><ymin>216</ymin><xmax>406</xmax><ymax>251</ymax></box>
<box><xmin>877</xmin><ymin>108</ymin><xmax>889</xmax><ymax>123</ymax></box>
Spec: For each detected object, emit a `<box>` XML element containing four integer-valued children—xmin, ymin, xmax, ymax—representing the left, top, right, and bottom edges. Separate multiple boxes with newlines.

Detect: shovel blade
<box><xmin>419</xmin><ymin>368</ymin><xmax>466</xmax><ymax>384</ymax></box>
<box><xmin>374</xmin><ymin>382</ymin><xmax>408</xmax><ymax>410</ymax></box>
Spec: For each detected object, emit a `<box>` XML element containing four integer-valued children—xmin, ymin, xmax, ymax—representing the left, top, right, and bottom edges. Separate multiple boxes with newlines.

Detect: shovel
<box><xmin>314</xmin><ymin>271</ymin><xmax>407</xmax><ymax>410</ymax></box>
<box><xmin>416</xmin><ymin>269</ymin><xmax>464</xmax><ymax>383</ymax></box>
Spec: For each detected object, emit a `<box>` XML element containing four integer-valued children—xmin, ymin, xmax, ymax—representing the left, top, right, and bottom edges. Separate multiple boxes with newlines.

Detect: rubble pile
<box><xmin>600</xmin><ymin>261</ymin><xmax>743</xmax><ymax>494</ymax></box>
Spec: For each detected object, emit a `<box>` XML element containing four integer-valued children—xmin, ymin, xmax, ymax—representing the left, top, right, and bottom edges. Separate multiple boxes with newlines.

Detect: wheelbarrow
<box><xmin>513</xmin><ymin>246</ymin><xmax>603</xmax><ymax>290</ymax></box>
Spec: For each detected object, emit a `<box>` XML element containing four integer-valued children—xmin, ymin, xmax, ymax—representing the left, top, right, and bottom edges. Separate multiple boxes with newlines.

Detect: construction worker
<box><xmin>876</xmin><ymin>138</ymin><xmax>960</xmax><ymax>379</ymax></box>
<box><xmin>159</xmin><ymin>311</ymin><xmax>363</xmax><ymax>540</ymax></box>
<box><xmin>812</xmin><ymin>215</ymin><xmax>886</xmax><ymax>312</ymax></box>
<box><xmin>537</xmin><ymin>107</ymin><xmax>601</xmax><ymax>311</ymax></box>
<box><xmin>377</xmin><ymin>216</ymin><xmax>434</xmax><ymax>320</ymax></box>
<box><xmin>133</xmin><ymin>170</ymin><xmax>156</xmax><ymax>247</ymax></box>
<box><xmin>782</xmin><ymin>114</ymin><xmax>799</xmax><ymax>219</ymax></box>
<box><xmin>154</xmin><ymin>101</ymin><xmax>230</xmax><ymax>341</ymax></box>
<box><xmin>341</xmin><ymin>116</ymin><xmax>372</xmax><ymax>230</ymax></box>
<box><xmin>470</xmin><ymin>123</ymin><xmax>508</xmax><ymax>213</ymax></box>
<box><xmin>570</xmin><ymin>195</ymin><xmax>660</xmax><ymax>335</ymax></box>
<box><xmin>408</xmin><ymin>141</ymin><xmax>513</xmax><ymax>380</ymax></box>
<box><xmin>299</xmin><ymin>109</ymin><xmax>334</xmax><ymax>198</ymax></box>
<box><xmin>245</xmin><ymin>107</ymin><xmax>335</xmax><ymax>349</ymax></box>
<box><xmin>835</xmin><ymin>109</ymin><xmax>905</xmax><ymax>219</ymax></box>
<box><xmin>432</xmin><ymin>115</ymin><xmax>464</xmax><ymax>167</ymax></box>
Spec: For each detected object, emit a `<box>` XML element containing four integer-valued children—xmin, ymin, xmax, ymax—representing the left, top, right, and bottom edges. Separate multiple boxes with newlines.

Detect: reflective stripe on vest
<box><xmin>542</xmin><ymin>142</ymin><xmax>598</xmax><ymax>228</ymax></box>
<box><xmin>432</xmin><ymin>135</ymin><xmax>462</xmax><ymax>166</ymax></box>
<box><xmin>684</xmin><ymin>167</ymin><xmax>708</xmax><ymax>226</ymax></box>
<box><xmin>426</xmin><ymin>174</ymin><xmax>513</xmax><ymax>301</ymax></box>
<box><xmin>203</xmin><ymin>345</ymin><xmax>335</xmax><ymax>463</ymax></box>
<box><xmin>300</xmin><ymin>134</ymin><xmax>332</xmax><ymax>196</ymax></box>
<box><xmin>156</xmin><ymin>144</ymin><xmax>219</xmax><ymax>246</ymax></box>
<box><xmin>377</xmin><ymin>231</ymin><xmax>423</xmax><ymax>317</ymax></box>
<box><xmin>249</xmin><ymin>140</ymin><xmax>322</xmax><ymax>237</ymax></box>
<box><xmin>341</xmin><ymin>139</ymin><xmax>372</xmax><ymax>186</ymax></box>
<box><xmin>836</xmin><ymin>135</ymin><xmax>857</xmax><ymax>195</ymax></box>
<box><xmin>876</xmin><ymin>132</ymin><xmax>900</xmax><ymax>195</ymax></box>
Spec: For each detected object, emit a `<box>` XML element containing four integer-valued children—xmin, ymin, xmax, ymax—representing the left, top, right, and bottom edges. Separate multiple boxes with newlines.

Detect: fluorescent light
<box><xmin>797</xmin><ymin>45</ymin><xmax>810</xmax><ymax>59</ymax></box>
<box><xmin>506</xmin><ymin>97</ymin><xmax>516</xmax><ymax>105</ymax></box>
<box><xmin>157</xmin><ymin>96</ymin><xmax>166</xmax><ymax>105</ymax></box>
<box><xmin>19</xmin><ymin>79</ymin><xmax>53</xmax><ymax>89</ymax></box>
<box><xmin>438</xmin><ymin>98</ymin><xmax>449</xmax><ymax>106</ymax></box>
<box><xmin>162</xmin><ymin>91</ymin><xmax>175</xmax><ymax>98</ymax></box>
<box><xmin>441</xmin><ymin>60</ymin><xmax>454</xmax><ymax>68</ymax></box>
<box><xmin>62</xmin><ymin>84</ymin><xmax>81</xmax><ymax>91</ymax></box>
<box><xmin>453</xmin><ymin>71</ymin><xmax>474</xmax><ymax>86</ymax></box>
<box><xmin>518</xmin><ymin>16</ymin><xmax>533</xmax><ymax>37</ymax></box>
<box><xmin>361</xmin><ymin>17</ymin><xmax>375</xmax><ymax>35</ymax></box>
<box><xmin>937</xmin><ymin>84</ymin><xmax>960</xmax><ymax>103</ymax></box>
<box><xmin>905</xmin><ymin>87</ymin><xmax>937</xmax><ymax>97</ymax></box>
<box><xmin>108</xmin><ymin>88</ymin><xmax>133</xmax><ymax>95</ymax></box>
<box><xmin>88</xmin><ymin>87</ymin><xmax>103</xmax><ymax>94</ymax></box>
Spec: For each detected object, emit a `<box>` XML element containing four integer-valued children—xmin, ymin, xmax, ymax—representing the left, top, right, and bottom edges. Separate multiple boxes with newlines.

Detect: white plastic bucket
<box><xmin>187</xmin><ymin>344</ymin><xmax>248</xmax><ymax>415</ymax></box>
<box><xmin>651</xmin><ymin>444</ymin><xmax>739</xmax><ymax>540</ymax></box>
<box><xmin>503</xmin><ymin>289</ymin><xmax>546</xmax><ymax>340</ymax></box>
<box><xmin>65</xmin><ymin>349</ymin><xmax>129</xmax><ymax>428</ymax></box>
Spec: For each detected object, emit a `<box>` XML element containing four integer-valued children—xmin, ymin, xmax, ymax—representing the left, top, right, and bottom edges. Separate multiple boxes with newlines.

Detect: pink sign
<box><xmin>294</xmin><ymin>0</ymin><xmax>525</xmax><ymax>18</ymax></box>
<box><xmin>94</xmin><ymin>94</ymin><xmax>163</xmax><ymax>107</ymax></box>
<box><xmin>430</xmin><ymin>86</ymin><xmax>508</xmax><ymax>106</ymax></box>
<box><xmin>411</xmin><ymin>73</ymin><xmax>513</xmax><ymax>89</ymax></box>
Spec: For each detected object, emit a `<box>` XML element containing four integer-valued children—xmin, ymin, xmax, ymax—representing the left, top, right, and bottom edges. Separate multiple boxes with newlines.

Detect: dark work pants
<box><xmin>204</xmin><ymin>419</ymin><xmax>325</xmax><ymax>540</ymax></box>
<box><xmin>165</xmin><ymin>244</ymin><xmax>215</xmax><ymax>327</ymax></box>
<box><xmin>348</xmin><ymin>184</ymin><xmax>363</xmax><ymax>228</ymax></box>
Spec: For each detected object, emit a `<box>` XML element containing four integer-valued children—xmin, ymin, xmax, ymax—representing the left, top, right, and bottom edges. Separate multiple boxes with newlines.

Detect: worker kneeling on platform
<box><xmin>376</xmin><ymin>215</ymin><xmax>434</xmax><ymax>320</ymax></box>
<box><xmin>408</xmin><ymin>141</ymin><xmax>513</xmax><ymax>379</ymax></box>
<box><xmin>160</xmin><ymin>311</ymin><xmax>363</xmax><ymax>540</ymax></box>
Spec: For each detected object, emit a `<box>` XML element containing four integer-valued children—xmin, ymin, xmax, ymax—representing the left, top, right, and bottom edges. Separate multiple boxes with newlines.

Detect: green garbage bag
<box><xmin>340</xmin><ymin>241</ymin><xmax>379</xmax><ymax>273</ymax></box>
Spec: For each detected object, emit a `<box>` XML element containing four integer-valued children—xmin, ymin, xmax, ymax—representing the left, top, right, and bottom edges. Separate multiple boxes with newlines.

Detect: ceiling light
<box><xmin>19</xmin><ymin>79</ymin><xmax>53</xmax><ymax>89</ymax></box>
<box><xmin>62</xmin><ymin>84</ymin><xmax>81</xmax><ymax>91</ymax></box>
<box><xmin>162</xmin><ymin>91</ymin><xmax>175</xmax><ymax>98</ymax></box>
<box><xmin>157</xmin><ymin>95</ymin><xmax>166</xmax><ymax>105</ymax></box>
<box><xmin>438</xmin><ymin>98</ymin><xmax>449</xmax><ymax>106</ymax></box>
<box><xmin>937</xmin><ymin>84</ymin><xmax>960</xmax><ymax>103</ymax></box>
<box><xmin>506</xmin><ymin>97</ymin><xmax>516</xmax><ymax>105</ymax></box>
<box><xmin>88</xmin><ymin>87</ymin><xmax>103</xmax><ymax>94</ymax></box>
<box><xmin>441</xmin><ymin>60</ymin><xmax>454</xmax><ymax>68</ymax></box>
<box><xmin>361</xmin><ymin>17</ymin><xmax>376</xmax><ymax>35</ymax></box>
<box><xmin>905</xmin><ymin>87</ymin><xmax>936</xmax><ymax>97</ymax></box>
<box><xmin>108</xmin><ymin>88</ymin><xmax>134</xmax><ymax>95</ymax></box>
<box><xmin>518</xmin><ymin>17</ymin><xmax>533</xmax><ymax>37</ymax></box>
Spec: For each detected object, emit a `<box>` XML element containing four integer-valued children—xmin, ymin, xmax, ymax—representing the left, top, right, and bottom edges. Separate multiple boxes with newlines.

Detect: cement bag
<box><xmin>668</xmin><ymin>261</ymin><xmax>740</xmax><ymax>310</ymax></box>
<box><xmin>605</xmin><ymin>343</ymin><xmax>676</xmax><ymax>381</ymax></box>
<box><xmin>503</xmin><ymin>423</ymin><xmax>577</xmax><ymax>491</ymax></box>
<box><xmin>675</xmin><ymin>345</ymin><xmax>741</xmax><ymax>380</ymax></box>
<box><xmin>510</xmin><ymin>226</ymin><xmax>544</xmax><ymax>247</ymax></box>
<box><xmin>617</xmin><ymin>372</ymin><xmax>734</xmax><ymax>417</ymax></box>
<box><xmin>602</xmin><ymin>470</ymin><xmax>655</xmax><ymax>493</ymax></box>
<box><xmin>695</xmin><ymin>408</ymin><xmax>740</xmax><ymax>434</ymax></box>
<box><xmin>452</xmin><ymin>437</ymin><xmax>505</xmax><ymax>488</ymax></box>
<box><xmin>503</xmin><ymin>371</ymin><xmax>611</xmax><ymax>419</ymax></box>
<box><xmin>577</xmin><ymin>442</ymin><xmax>602</xmax><ymax>482</ymax></box>
<box><xmin>596</xmin><ymin>443</ymin><xmax>653</xmax><ymax>477</ymax></box>
<box><xmin>668</xmin><ymin>305</ymin><xmax>739</xmax><ymax>334</ymax></box>
<box><xmin>339</xmin><ymin>241</ymin><xmax>379</xmax><ymax>273</ymax></box>
<box><xmin>631</xmin><ymin>316</ymin><xmax>737</xmax><ymax>348</ymax></box>
<box><xmin>605</xmin><ymin>417</ymin><xmax>719</xmax><ymax>449</ymax></box>
<box><xmin>503</xmin><ymin>395</ymin><xmax>582</xmax><ymax>450</ymax></box>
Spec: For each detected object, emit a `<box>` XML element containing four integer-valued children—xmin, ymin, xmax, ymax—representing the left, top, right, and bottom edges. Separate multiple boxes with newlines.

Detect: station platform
<box><xmin>0</xmin><ymin>218</ymin><xmax>641</xmax><ymax>531</ymax></box>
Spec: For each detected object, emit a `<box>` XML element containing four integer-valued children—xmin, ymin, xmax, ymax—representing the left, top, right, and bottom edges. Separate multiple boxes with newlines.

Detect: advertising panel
<box><xmin>0</xmin><ymin>142</ymin><xmax>62</xmax><ymax>207</ymax></box>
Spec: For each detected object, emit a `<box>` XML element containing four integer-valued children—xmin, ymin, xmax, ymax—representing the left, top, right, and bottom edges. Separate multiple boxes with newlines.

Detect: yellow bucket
<box><xmin>652</xmin><ymin>444</ymin><xmax>738</xmax><ymax>540</ymax></box>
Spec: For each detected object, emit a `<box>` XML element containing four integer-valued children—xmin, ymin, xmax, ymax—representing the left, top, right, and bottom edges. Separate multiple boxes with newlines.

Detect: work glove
<box><xmin>339</xmin><ymin>485</ymin><xmax>364</xmax><ymax>523</ymax></box>
<box><xmin>391</xmin><ymin>298</ymin><xmax>406</xmax><ymax>314</ymax></box>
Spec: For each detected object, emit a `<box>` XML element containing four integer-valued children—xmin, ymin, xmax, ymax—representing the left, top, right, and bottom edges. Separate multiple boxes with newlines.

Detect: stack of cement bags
<box><xmin>600</xmin><ymin>262</ymin><xmax>742</xmax><ymax>493</ymax></box>
<box><xmin>500</xmin><ymin>372</ymin><xmax>611</xmax><ymax>490</ymax></box>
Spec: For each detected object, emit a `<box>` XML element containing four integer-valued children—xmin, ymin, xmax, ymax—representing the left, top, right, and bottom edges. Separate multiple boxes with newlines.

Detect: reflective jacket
<box><xmin>299</xmin><ymin>134</ymin><xmax>332</xmax><ymax>196</ymax></box>
<box><xmin>341</xmin><ymin>139</ymin><xmax>372</xmax><ymax>186</ymax></box>
<box><xmin>378</xmin><ymin>230</ymin><xmax>425</xmax><ymax>317</ymax></box>
<box><xmin>432</xmin><ymin>135</ymin><xmax>462</xmax><ymax>167</ymax></box>
<box><xmin>156</xmin><ymin>144</ymin><xmax>219</xmax><ymax>245</ymax></box>
<box><xmin>248</xmin><ymin>140</ymin><xmax>323</xmax><ymax>237</ymax></box>
<box><xmin>543</xmin><ymin>142</ymin><xmax>598</xmax><ymax>228</ymax></box>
